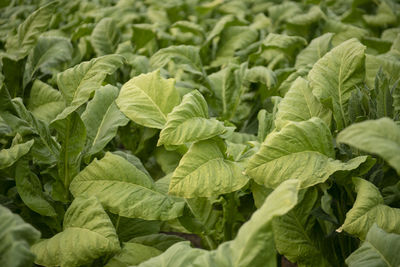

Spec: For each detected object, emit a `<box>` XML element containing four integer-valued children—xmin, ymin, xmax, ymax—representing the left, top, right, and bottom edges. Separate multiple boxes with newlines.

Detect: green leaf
<box><xmin>31</xmin><ymin>196</ymin><xmax>120</xmax><ymax>267</ymax></box>
<box><xmin>244</xmin><ymin>66</ymin><xmax>277</xmax><ymax>88</ymax></box>
<box><xmin>273</xmin><ymin>188</ymin><xmax>331</xmax><ymax>267</ymax></box>
<box><xmin>129</xmin><ymin>234</ymin><xmax>186</xmax><ymax>251</ymax></box>
<box><xmin>54</xmin><ymin>54</ymin><xmax>125</xmax><ymax>122</ymax></box>
<box><xmin>365</xmin><ymin>54</ymin><xmax>400</xmax><ymax>90</ymax></box>
<box><xmin>0</xmin><ymin>139</ymin><xmax>34</xmax><ymax>169</ymax></box>
<box><xmin>338</xmin><ymin>178</ymin><xmax>400</xmax><ymax>240</ymax></box>
<box><xmin>27</xmin><ymin>80</ymin><xmax>65</xmax><ymax>123</ymax></box>
<box><xmin>70</xmin><ymin>152</ymin><xmax>184</xmax><ymax>220</ymax></box>
<box><xmin>23</xmin><ymin>36</ymin><xmax>73</xmax><ymax>87</ymax></box>
<box><xmin>5</xmin><ymin>1</ymin><xmax>58</xmax><ymax>59</ymax></box>
<box><xmin>116</xmin><ymin>70</ymin><xmax>181</xmax><ymax>129</ymax></box>
<box><xmin>169</xmin><ymin>139</ymin><xmax>248</xmax><ymax>198</ymax></box>
<box><xmin>53</xmin><ymin>112</ymin><xmax>86</xmax><ymax>197</ymax></box>
<box><xmin>337</xmin><ymin>118</ymin><xmax>400</xmax><ymax>174</ymax></box>
<box><xmin>363</xmin><ymin>1</ymin><xmax>397</xmax><ymax>27</ymax></box>
<box><xmin>323</xmin><ymin>19</ymin><xmax>369</xmax><ymax>46</ymax></box>
<box><xmin>158</xmin><ymin>90</ymin><xmax>226</xmax><ymax>146</ymax></box>
<box><xmin>105</xmin><ymin>242</ymin><xmax>162</xmax><ymax>267</ymax></box>
<box><xmin>15</xmin><ymin>158</ymin><xmax>56</xmax><ymax>217</ymax></box>
<box><xmin>346</xmin><ymin>224</ymin><xmax>400</xmax><ymax>267</ymax></box>
<box><xmin>138</xmin><ymin>180</ymin><xmax>299</xmax><ymax>267</ymax></box>
<box><xmin>308</xmin><ymin>38</ymin><xmax>366</xmax><ymax>130</ymax></box>
<box><xmin>275</xmin><ymin>77</ymin><xmax>331</xmax><ymax>129</ymax></box>
<box><xmin>91</xmin><ymin>18</ymin><xmax>121</xmax><ymax>56</ymax></box>
<box><xmin>295</xmin><ymin>33</ymin><xmax>333</xmax><ymax>69</ymax></box>
<box><xmin>81</xmin><ymin>85</ymin><xmax>129</xmax><ymax>156</ymax></box>
<box><xmin>150</xmin><ymin>45</ymin><xmax>203</xmax><ymax>75</ymax></box>
<box><xmin>0</xmin><ymin>205</ymin><xmax>41</xmax><ymax>267</ymax></box>
<box><xmin>246</xmin><ymin>117</ymin><xmax>368</xmax><ymax>189</ymax></box>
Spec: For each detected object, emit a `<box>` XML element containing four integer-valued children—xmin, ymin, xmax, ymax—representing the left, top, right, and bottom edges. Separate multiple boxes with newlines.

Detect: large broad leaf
<box><xmin>246</xmin><ymin>117</ymin><xmax>368</xmax><ymax>189</ymax></box>
<box><xmin>338</xmin><ymin>178</ymin><xmax>400</xmax><ymax>240</ymax></box>
<box><xmin>23</xmin><ymin>36</ymin><xmax>73</xmax><ymax>88</ymax></box>
<box><xmin>308</xmin><ymin>38</ymin><xmax>366</xmax><ymax>130</ymax></box>
<box><xmin>91</xmin><ymin>18</ymin><xmax>121</xmax><ymax>56</ymax></box>
<box><xmin>365</xmin><ymin>54</ymin><xmax>400</xmax><ymax>90</ymax></box>
<box><xmin>169</xmin><ymin>139</ymin><xmax>248</xmax><ymax>198</ymax></box>
<box><xmin>346</xmin><ymin>224</ymin><xmax>400</xmax><ymax>267</ymax></box>
<box><xmin>158</xmin><ymin>90</ymin><xmax>226</xmax><ymax>146</ymax></box>
<box><xmin>275</xmin><ymin>77</ymin><xmax>331</xmax><ymax>129</ymax></box>
<box><xmin>0</xmin><ymin>139</ymin><xmax>33</xmax><ymax>169</ymax></box>
<box><xmin>15</xmin><ymin>158</ymin><xmax>56</xmax><ymax>217</ymax></box>
<box><xmin>31</xmin><ymin>196</ymin><xmax>120</xmax><ymax>267</ymax></box>
<box><xmin>105</xmin><ymin>242</ymin><xmax>162</xmax><ymax>267</ymax></box>
<box><xmin>295</xmin><ymin>33</ymin><xmax>333</xmax><ymax>69</ymax></box>
<box><xmin>70</xmin><ymin>152</ymin><xmax>184</xmax><ymax>220</ymax></box>
<box><xmin>5</xmin><ymin>1</ymin><xmax>57</xmax><ymax>59</ymax></box>
<box><xmin>81</xmin><ymin>85</ymin><xmax>129</xmax><ymax>156</ymax></box>
<box><xmin>116</xmin><ymin>70</ymin><xmax>181</xmax><ymax>129</ymax></box>
<box><xmin>150</xmin><ymin>45</ymin><xmax>203</xmax><ymax>75</ymax></box>
<box><xmin>273</xmin><ymin>188</ymin><xmax>331</xmax><ymax>267</ymax></box>
<box><xmin>337</xmin><ymin>118</ymin><xmax>400</xmax><ymax>174</ymax></box>
<box><xmin>323</xmin><ymin>19</ymin><xmax>368</xmax><ymax>47</ymax></box>
<box><xmin>363</xmin><ymin>1</ymin><xmax>397</xmax><ymax>27</ymax></box>
<box><xmin>0</xmin><ymin>205</ymin><xmax>41</xmax><ymax>267</ymax></box>
<box><xmin>27</xmin><ymin>80</ymin><xmax>65</xmax><ymax>123</ymax></box>
<box><xmin>53</xmin><ymin>112</ymin><xmax>86</xmax><ymax>197</ymax></box>
<box><xmin>138</xmin><ymin>180</ymin><xmax>299</xmax><ymax>267</ymax></box>
<box><xmin>54</xmin><ymin>54</ymin><xmax>124</xmax><ymax>122</ymax></box>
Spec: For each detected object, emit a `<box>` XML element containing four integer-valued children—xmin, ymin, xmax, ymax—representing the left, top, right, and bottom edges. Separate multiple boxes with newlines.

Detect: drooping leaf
<box><xmin>5</xmin><ymin>1</ymin><xmax>58</xmax><ymax>59</ymax></box>
<box><xmin>70</xmin><ymin>152</ymin><xmax>184</xmax><ymax>220</ymax></box>
<box><xmin>295</xmin><ymin>33</ymin><xmax>333</xmax><ymax>69</ymax></box>
<box><xmin>31</xmin><ymin>196</ymin><xmax>120</xmax><ymax>267</ymax></box>
<box><xmin>0</xmin><ymin>205</ymin><xmax>41</xmax><ymax>267</ymax></box>
<box><xmin>346</xmin><ymin>224</ymin><xmax>400</xmax><ymax>267</ymax></box>
<box><xmin>91</xmin><ymin>18</ymin><xmax>121</xmax><ymax>56</ymax></box>
<box><xmin>275</xmin><ymin>77</ymin><xmax>331</xmax><ymax>129</ymax></box>
<box><xmin>0</xmin><ymin>139</ymin><xmax>34</xmax><ymax>169</ymax></box>
<box><xmin>246</xmin><ymin>117</ymin><xmax>368</xmax><ymax>189</ymax></box>
<box><xmin>337</xmin><ymin>118</ymin><xmax>400</xmax><ymax>174</ymax></box>
<box><xmin>309</xmin><ymin>38</ymin><xmax>366</xmax><ymax>130</ymax></box>
<box><xmin>273</xmin><ymin>188</ymin><xmax>331</xmax><ymax>267</ymax></box>
<box><xmin>129</xmin><ymin>234</ymin><xmax>186</xmax><ymax>251</ymax></box>
<box><xmin>23</xmin><ymin>36</ymin><xmax>73</xmax><ymax>87</ymax></box>
<box><xmin>323</xmin><ymin>19</ymin><xmax>369</xmax><ymax>46</ymax></box>
<box><xmin>81</xmin><ymin>85</ymin><xmax>129</xmax><ymax>156</ymax></box>
<box><xmin>150</xmin><ymin>45</ymin><xmax>203</xmax><ymax>75</ymax></box>
<box><xmin>158</xmin><ymin>90</ymin><xmax>226</xmax><ymax>146</ymax></box>
<box><xmin>105</xmin><ymin>242</ymin><xmax>162</xmax><ymax>267</ymax></box>
<box><xmin>54</xmin><ymin>54</ymin><xmax>125</xmax><ymax>122</ymax></box>
<box><xmin>338</xmin><ymin>178</ymin><xmax>400</xmax><ymax>240</ymax></box>
<box><xmin>116</xmin><ymin>70</ymin><xmax>180</xmax><ymax>129</ymax></box>
<box><xmin>15</xmin><ymin>158</ymin><xmax>56</xmax><ymax>217</ymax></box>
<box><xmin>169</xmin><ymin>139</ymin><xmax>248</xmax><ymax>198</ymax></box>
<box><xmin>27</xmin><ymin>80</ymin><xmax>65</xmax><ymax>123</ymax></box>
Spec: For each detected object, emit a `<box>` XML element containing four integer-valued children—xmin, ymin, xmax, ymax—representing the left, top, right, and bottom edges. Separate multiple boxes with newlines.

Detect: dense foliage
<box><xmin>1</xmin><ymin>0</ymin><xmax>400</xmax><ymax>266</ymax></box>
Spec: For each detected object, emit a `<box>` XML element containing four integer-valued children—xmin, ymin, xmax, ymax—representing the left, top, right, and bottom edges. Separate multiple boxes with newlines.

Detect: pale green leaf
<box><xmin>295</xmin><ymin>33</ymin><xmax>333</xmax><ymax>69</ymax></box>
<box><xmin>129</xmin><ymin>234</ymin><xmax>186</xmax><ymax>251</ymax></box>
<box><xmin>244</xmin><ymin>66</ymin><xmax>277</xmax><ymax>88</ymax></box>
<box><xmin>70</xmin><ymin>152</ymin><xmax>184</xmax><ymax>220</ymax></box>
<box><xmin>105</xmin><ymin>242</ymin><xmax>162</xmax><ymax>267</ymax></box>
<box><xmin>309</xmin><ymin>38</ymin><xmax>366</xmax><ymax>130</ymax></box>
<box><xmin>323</xmin><ymin>19</ymin><xmax>369</xmax><ymax>46</ymax></box>
<box><xmin>337</xmin><ymin>118</ymin><xmax>400</xmax><ymax>174</ymax></box>
<box><xmin>116</xmin><ymin>70</ymin><xmax>181</xmax><ymax>129</ymax></box>
<box><xmin>91</xmin><ymin>18</ymin><xmax>121</xmax><ymax>56</ymax></box>
<box><xmin>32</xmin><ymin>196</ymin><xmax>120</xmax><ymax>267</ymax></box>
<box><xmin>273</xmin><ymin>188</ymin><xmax>331</xmax><ymax>267</ymax></box>
<box><xmin>0</xmin><ymin>205</ymin><xmax>41</xmax><ymax>267</ymax></box>
<box><xmin>54</xmin><ymin>54</ymin><xmax>125</xmax><ymax>122</ymax></box>
<box><xmin>338</xmin><ymin>178</ymin><xmax>400</xmax><ymax>240</ymax></box>
<box><xmin>158</xmin><ymin>90</ymin><xmax>226</xmax><ymax>146</ymax></box>
<box><xmin>346</xmin><ymin>224</ymin><xmax>400</xmax><ymax>267</ymax></box>
<box><xmin>275</xmin><ymin>77</ymin><xmax>331</xmax><ymax>129</ymax></box>
<box><xmin>27</xmin><ymin>80</ymin><xmax>65</xmax><ymax>123</ymax></box>
<box><xmin>0</xmin><ymin>139</ymin><xmax>34</xmax><ymax>169</ymax></box>
<box><xmin>246</xmin><ymin>118</ymin><xmax>368</xmax><ymax>189</ymax></box>
<box><xmin>363</xmin><ymin>1</ymin><xmax>397</xmax><ymax>27</ymax></box>
<box><xmin>150</xmin><ymin>45</ymin><xmax>203</xmax><ymax>75</ymax></box>
<box><xmin>81</xmin><ymin>85</ymin><xmax>129</xmax><ymax>156</ymax></box>
<box><xmin>287</xmin><ymin>5</ymin><xmax>323</xmax><ymax>26</ymax></box>
<box><xmin>365</xmin><ymin>54</ymin><xmax>400</xmax><ymax>90</ymax></box>
<box><xmin>5</xmin><ymin>1</ymin><xmax>58</xmax><ymax>59</ymax></box>
<box><xmin>169</xmin><ymin>139</ymin><xmax>248</xmax><ymax>198</ymax></box>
